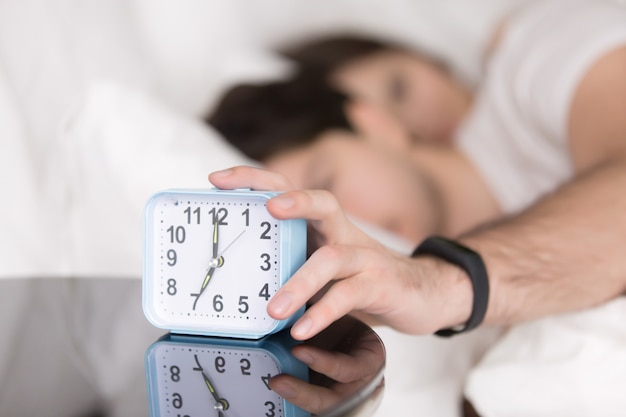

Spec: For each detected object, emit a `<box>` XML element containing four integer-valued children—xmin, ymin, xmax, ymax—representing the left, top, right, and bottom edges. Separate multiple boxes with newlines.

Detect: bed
<box><xmin>0</xmin><ymin>1</ymin><xmax>523</xmax><ymax>416</ymax></box>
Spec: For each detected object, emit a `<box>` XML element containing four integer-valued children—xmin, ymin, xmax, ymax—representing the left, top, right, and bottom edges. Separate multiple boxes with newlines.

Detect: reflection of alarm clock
<box><xmin>145</xmin><ymin>333</ymin><xmax>310</xmax><ymax>417</ymax></box>
<box><xmin>142</xmin><ymin>189</ymin><xmax>306</xmax><ymax>338</ymax></box>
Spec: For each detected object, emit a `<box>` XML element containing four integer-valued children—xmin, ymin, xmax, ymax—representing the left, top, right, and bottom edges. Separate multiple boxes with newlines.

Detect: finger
<box><xmin>291</xmin><ymin>277</ymin><xmax>375</xmax><ymax>340</ymax></box>
<box><xmin>269</xmin><ymin>374</ymin><xmax>341</xmax><ymax>414</ymax></box>
<box><xmin>291</xmin><ymin>345</ymin><xmax>378</xmax><ymax>384</ymax></box>
<box><xmin>268</xmin><ymin>189</ymin><xmax>344</xmax><ymax>236</ymax></box>
<box><xmin>268</xmin><ymin>190</ymin><xmax>372</xmax><ymax>246</ymax></box>
<box><xmin>267</xmin><ymin>245</ymin><xmax>364</xmax><ymax>322</ymax></box>
<box><xmin>209</xmin><ymin>166</ymin><xmax>295</xmax><ymax>191</ymax></box>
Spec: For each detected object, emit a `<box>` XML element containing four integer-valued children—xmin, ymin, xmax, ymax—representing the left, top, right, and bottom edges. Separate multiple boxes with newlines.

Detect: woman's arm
<box><xmin>465</xmin><ymin>45</ymin><xmax>626</xmax><ymax>325</ymax></box>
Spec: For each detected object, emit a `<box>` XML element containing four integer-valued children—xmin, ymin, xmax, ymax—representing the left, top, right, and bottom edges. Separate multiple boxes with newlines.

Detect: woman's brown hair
<box><xmin>207</xmin><ymin>35</ymin><xmax>393</xmax><ymax>161</ymax></box>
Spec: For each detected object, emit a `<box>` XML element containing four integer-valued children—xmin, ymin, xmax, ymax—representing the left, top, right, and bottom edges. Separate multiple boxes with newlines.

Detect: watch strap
<box><xmin>412</xmin><ymin>236</ymin><xmax>489</xmax><ymax>337</ymax></box>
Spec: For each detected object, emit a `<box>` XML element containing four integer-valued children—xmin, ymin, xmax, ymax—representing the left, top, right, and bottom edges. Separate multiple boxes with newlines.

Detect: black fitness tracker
<box><xmin>412</xmin><ymin>236</ymin><xmax>489</xmax><ymax>337</ymax></box>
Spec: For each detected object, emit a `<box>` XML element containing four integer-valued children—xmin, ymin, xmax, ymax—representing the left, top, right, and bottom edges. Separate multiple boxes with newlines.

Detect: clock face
<box><xmin>143</xmin><ymin>190</ymin><xmax>305</xmax><ymax>338</ymax></box>
<box><xmin>148</xmin><ymin>341</ymin><xmax>286</xmax><ymax>417</ymax></box>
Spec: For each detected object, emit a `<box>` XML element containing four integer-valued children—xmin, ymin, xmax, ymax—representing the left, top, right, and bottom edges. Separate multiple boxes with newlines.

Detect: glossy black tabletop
<box><xmin>0</xmin><ymin>278</ymin><xmax>384</xmax><ymax>417</ymax></box>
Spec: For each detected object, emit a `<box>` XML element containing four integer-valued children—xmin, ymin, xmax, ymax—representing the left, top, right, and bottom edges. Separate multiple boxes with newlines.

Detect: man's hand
<box><xmin>209</xmin><ymin>166</ymin><xmax>472</xmax><ymax>340</ymax></box>
<box><xmin>269</xmin><ymin>332</ymin><xmax>384</xmax><ymax>414</ymax></box>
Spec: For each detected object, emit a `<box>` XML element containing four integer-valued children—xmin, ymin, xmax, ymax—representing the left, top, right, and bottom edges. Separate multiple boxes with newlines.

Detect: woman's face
<box><xmin>331</xmin><ymin>49</ymin><xmax>472</xmax><ymax>146</ymax></box>
<box><xmin>264</xmin><ymin>130</ymin><xmax>440</xmax><ymax>243</ymax></box>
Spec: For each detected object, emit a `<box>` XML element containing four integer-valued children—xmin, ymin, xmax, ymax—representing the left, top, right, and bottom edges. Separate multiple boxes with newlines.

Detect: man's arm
<box><xmin>463</xmin><ymin>156</ymin><xmax>626</xmax><ymax>325</ymax></box>
<box><xmin>461</xmin><ymin>45</ymin><xmax>626</xmax><ymax>326</ymax></box>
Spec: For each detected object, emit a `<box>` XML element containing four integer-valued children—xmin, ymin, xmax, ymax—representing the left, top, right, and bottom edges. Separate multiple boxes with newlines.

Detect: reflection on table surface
<box><xmin>0</xmin><ymin>278</ymin><xmax>385</xmax><ymax>417</ymax></box>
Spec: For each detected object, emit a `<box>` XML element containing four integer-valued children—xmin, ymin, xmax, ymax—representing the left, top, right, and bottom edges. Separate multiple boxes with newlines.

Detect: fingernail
<box><xmin>292</xmin><ymin>317</ymin><xmax>313</xmax><ymax>340</ymax></box>
<box><xmin>211</xmin><ymin>168</ymin><xmax>233</xmax><ymax>177</ymax></box>
<box><xmin>272</xmin><ymin>195</ymin><xmax>294</xmax><ymax>209</ymax></box>
<box><xmin>269</xmin><ymin>292</ymin><xmax>293</xmax><ymax>317</ymax></box>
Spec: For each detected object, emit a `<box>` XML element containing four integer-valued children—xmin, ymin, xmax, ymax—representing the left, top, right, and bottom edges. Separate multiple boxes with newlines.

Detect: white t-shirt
<box><xmin>458</xmin><ymin>1</ymin><xmax>626</xmax><ymax>415</ymax></box>
<box><xmin>456</xmin><ymin>0</ymin><xmax>626</xmax><ymax>215</ymax></box>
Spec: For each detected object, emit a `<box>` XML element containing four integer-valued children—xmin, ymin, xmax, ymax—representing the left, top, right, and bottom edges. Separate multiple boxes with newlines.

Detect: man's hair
<box><xmin>207</xmin><ymin>35</ymin><xmax>394</xmax><ymax>161</ymax></box>
<box><xmin>207</xmin><ymin>74</ymin><xmax>351</xmax><ymax>161</ymax></box>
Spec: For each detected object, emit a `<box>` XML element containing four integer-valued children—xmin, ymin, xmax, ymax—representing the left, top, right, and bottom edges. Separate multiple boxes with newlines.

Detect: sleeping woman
<box><xmin>206</xmin><ymin>36</ymin><xmax>500</xmax><ymax>244</ymax></box>
<box><xmin>207</xmin><ymin>0</ymin><xmax>626</xmax><ymax>245</ymax></box>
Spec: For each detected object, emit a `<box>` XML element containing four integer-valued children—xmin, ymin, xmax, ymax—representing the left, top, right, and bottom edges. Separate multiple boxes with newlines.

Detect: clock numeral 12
<box><xmin>209</xmin><ymin>207</ymin><xmax>228</xmax><ymax>225</ymax></box>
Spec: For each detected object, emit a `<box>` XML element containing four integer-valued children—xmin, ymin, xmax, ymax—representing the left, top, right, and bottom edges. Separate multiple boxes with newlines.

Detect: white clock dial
<box><xmin>143</xmin><ymin>189</ymin><xmax>306</xmax><ymax>338</ymax></box>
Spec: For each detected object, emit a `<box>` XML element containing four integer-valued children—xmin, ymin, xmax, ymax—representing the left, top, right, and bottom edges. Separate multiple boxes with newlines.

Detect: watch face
<box><xmin>147</xmin><ymin>340</ymin><xmax>287</xmax><ymax>417</ymax></box>
<box><xmin>143</xmin><ymin>190</ymin><xmax>306</xmax><ymax>338</ymax></box>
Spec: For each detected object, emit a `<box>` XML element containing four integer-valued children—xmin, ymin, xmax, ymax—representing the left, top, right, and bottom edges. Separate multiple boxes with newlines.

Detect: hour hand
<box><xmin>191</xmin><ymin>266</ymin><xmax>216</xmax><ymax>310</ymax></box>
<box><xmin>212</xmin><ymin>220</ymin><xmax>219</xmax><ymax>259</ymax></box>
<box><xmin>201</xmin><ymin>370</ymin><xmax>230</xmax><ymax>413</ymax></box>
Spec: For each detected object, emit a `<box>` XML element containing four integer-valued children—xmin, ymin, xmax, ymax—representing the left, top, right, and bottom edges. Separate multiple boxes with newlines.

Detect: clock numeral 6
<box><xmin>215</xmin><ymin>356</ymin><xmax>226</xmax><ymax>373</ymax></box>
<box><xmin>213</xmin><ymin>294</ymin><xmax>224</xmax><ymax>312</ymax></box>
<box><xmin>172</xmin><ymin>392</ymin><xmax>183</xmax><ymax>409</ymax></box>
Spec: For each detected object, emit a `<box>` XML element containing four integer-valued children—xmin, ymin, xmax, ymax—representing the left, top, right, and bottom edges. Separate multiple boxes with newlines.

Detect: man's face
<box><xmin>264</xmin><ymin>130</ymin><xmax>440</xmax><ymax>243</ymax></box>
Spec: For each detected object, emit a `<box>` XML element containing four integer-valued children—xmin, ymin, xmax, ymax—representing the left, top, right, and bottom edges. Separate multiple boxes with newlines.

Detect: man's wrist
<box><xmin>412</xmin><ymin>236</ymin><xmax>490</xmax><ymax>336</ymax></box>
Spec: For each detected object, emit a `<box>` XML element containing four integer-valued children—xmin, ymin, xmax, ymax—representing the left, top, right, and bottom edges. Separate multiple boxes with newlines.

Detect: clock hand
<box><xmin>212</xmin><ymin>220</ymin><xmax>219</xmax><ymax>260</ymax></box>
<box><xmin>201</xmin><ymin>228</ymin><xmax>245</xmax><ymax>291</ymax></box>
<box><xmin>192</xmin><ymin>222</ymin><xmax>226</xmax><ymax>306</ymax></box>
<box><xmin>217</xmin><ymin>229</ymin><xmax>246</xmax><ymax>259</ymax></box>
<box><xmin>200</xmin><ymin>370</ymin><xmax>230</xmax><ymax>413</ymax></box>
<box><xmin>192</xmin><ymin>266</ymin><xmax>216</xmax><ymax>310</ymax></box>
<box><xmin>192</xmin><ymin>229</ymin><xmax>246</xmax><ymax>309</ymax></box>
<box><xmin>210</xmin><ymin>221</ymin><xmax>225</xmax><ymax>269</ymax></box>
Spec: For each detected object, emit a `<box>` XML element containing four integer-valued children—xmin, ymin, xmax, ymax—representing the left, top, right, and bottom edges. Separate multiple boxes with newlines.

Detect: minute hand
<box><xmin>217</xmin><ymin>229</ymin><xmax>246</xmax><ymax>258</ymax></box>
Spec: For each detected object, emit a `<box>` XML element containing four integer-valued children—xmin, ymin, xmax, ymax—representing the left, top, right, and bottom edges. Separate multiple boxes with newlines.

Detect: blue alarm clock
<box><xmin>142</xmin><ymin>189</ymin><xmax>306</xmax><ymax>339</ymax></box>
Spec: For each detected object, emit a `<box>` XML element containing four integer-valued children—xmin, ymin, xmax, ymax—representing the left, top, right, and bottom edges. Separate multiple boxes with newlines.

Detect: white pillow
<box><xmin>131</xmin><ymin>0</ymin><xmax>528</xmax><ymax>116</ymax></box>
<box><xmin>61</xmin><ymin>80</ymin><xmax>256</xmax><ymax>278</ymax></box>
<box><xmin>27</xmin><ymin>79</ymin><xmax>411</xmax><ymax>279</ymax></box>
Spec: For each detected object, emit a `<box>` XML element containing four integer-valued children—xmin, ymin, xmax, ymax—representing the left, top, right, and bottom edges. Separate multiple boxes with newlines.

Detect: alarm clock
<box><xmin>145</xmin><ymin>332</ymin><xmax>310</xmax><ymax>417</ymax></box>
<box><xmin>142</xmin><ymin>189</ymin><xmax>307</xmax><ymax>339</ymax></box>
